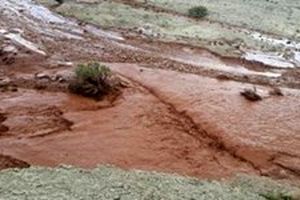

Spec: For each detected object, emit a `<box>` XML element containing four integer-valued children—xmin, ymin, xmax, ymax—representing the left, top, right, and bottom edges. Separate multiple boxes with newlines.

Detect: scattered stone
<box><xmin>0</xmin><ymin>124</ymin><xmax>9</xmax><ymax>133</ymax></box>
<box><xmin>9</xmin><ymin>86</ymin><xmax>18</xmax><ymax>92</ymax></box>
<box><xmin>0</xmin><ymin>77</ymin><xmax>17</xmax><ymax>92</ymax></box>
<box><xmin>1</xmin><ymin>56</ymin><xmax>15</xmax><ymax>65</ymax></box>
<box><xmin>240</xmin><ymin>88</ymin><xmax>262</xmax><ymax>101</ymax></box>
<box><xmin>269</xmin><ymin>87</ymin><xmax>284</xmax><ymax>96</ymax></box>
<box><xmin>2</xmin><ymin>45</ymin><xmax>18</xmax><ymax>54</ymax></box>
<box><xmin>216</xmin><ymin>74</ymin><xmax>230</xmax><ymax>80</ymax></box>
<box><xmin>34</xmin><ymin>83</ymin><xmax>47</xmax><ymax>90</ymax></box>
<box><xmin>0</xmin><ymin>113</ymin><xmax>6</xmax><ymax>123</ymax></box>
<box><xmin>136</xmin><ymin>24</ymin><xmax>160</xmax><ymax>38</ymax></box>
<box><xmin>9</xmin><ymin>28</ymin><xmax>23</xmax><ymax>34</ymax></box>
<box><xmin>0</xmin><ymin>77</ymin><xmax>11</xmax><ymax>87</ymax></box>
<box><xmin>0</xmin><ymin>85</ymin><xmax>18</xmax><ymax>93</ymax></box>
<box><xmin>0</xmin><ymin>29</ymin><xmax>8</xmax><ymax>35</ymax></box>
<box><xmin>54</xmin><ymin>70</ymin><xmax>74</xmax><ymax>82</ymax></box>
<box><xmin>34</xmin><ymin>72</ymin><xmax>51</xmax><ymax>80</ymax></box>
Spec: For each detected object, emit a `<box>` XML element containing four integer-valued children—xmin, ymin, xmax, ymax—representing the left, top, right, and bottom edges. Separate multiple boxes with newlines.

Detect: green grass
<box><xmin>0</xmin><ymin>166</ymin><xmax>298</xmax><ymax>200</ymax></box>
<box><xmin>136</xmin><ymin>0</ymin><xmax>300</xmax><ymax>38</ymax></box>
<box><xmin>45</xmin><ymin>1</ymin><xmax>264</xmax><ymax>57</ymax></box>
<box><xmin>36</xmin><ymin>0</ymin><xmax>300</xmax><ymax>58</ymax></box>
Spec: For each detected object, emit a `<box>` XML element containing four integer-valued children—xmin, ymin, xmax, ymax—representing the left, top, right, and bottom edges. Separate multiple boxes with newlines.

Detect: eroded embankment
<box><xmin>0</xmin><ymin>154</ymin><xmax>30</xmax><ymax>170</ymax></box>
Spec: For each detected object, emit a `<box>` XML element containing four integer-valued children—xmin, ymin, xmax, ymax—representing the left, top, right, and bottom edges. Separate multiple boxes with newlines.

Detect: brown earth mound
<box><xmin>0</xmin><ymin>154</ymin><xmax>30</xmax><ymax>170</ymax></box>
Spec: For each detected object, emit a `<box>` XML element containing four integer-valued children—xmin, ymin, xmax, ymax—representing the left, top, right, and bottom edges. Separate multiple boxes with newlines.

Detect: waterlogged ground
<box><xmin>0</xmin><ymin>0</ymin><xmax>300</xmax><ymax>197</ymax></box>
<box><xmin>0</xmin><ymin>166</ymin><xmax>299</xmax><ymax>200</ymax></box>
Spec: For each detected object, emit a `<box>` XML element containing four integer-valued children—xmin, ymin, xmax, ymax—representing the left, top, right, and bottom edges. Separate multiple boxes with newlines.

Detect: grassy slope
<box><xmin>37</xmin><ymin>0</ymin><xmax>300</xmax><ymax>59</ymax></box>
<box><xmin>0</xmin><ymin>166</ymin><xmax>298</xmax><ymax>200</ymax></box>
<box><xmin>137</xmin><ymin>0</ymin><xmax>300</xmax><ymax>38</ymax></box>
<box><xmin>38</xmin><ymin>0</ymin><xmax>300</xmax><ymax>56</ymax></box>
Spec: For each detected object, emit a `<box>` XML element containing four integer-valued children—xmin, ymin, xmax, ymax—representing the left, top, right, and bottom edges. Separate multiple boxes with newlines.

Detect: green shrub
<box><xmin>188</xmin><ymin>6</ymin><xmax>208</xmax><ymax>18</ymax></box>
<box><xmin>75</xmin><ymin>62</ymin><xmax>111</xmax><ymax>81</ymax></box>
<box><xmin>55</xmin><ymin>0</ymin><xmax>64</xmax><ymax>4</ymax></box>
<box><xmin>69</xmin><ymin>62</ymin><xmax>113</xmax><ymax>98</ymax></box>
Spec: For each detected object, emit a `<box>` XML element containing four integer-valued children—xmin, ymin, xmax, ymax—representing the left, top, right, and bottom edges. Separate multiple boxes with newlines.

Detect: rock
<box><xmin>54</xmin><ymin>70</ymin><xmax>74</xmax><ymax>82</ymax></box>
<box><xmin>9</xmin><ymin>28</ymin><xmax>23</xmax><ymax>34</ymax></box>
<box><xmin>269</xmin><ymin>87</ymin><xmax>284</xmax><ymax>96</ymax></box>
<box><xmin>8</xmin><ymin>85</ymin><xmax>18</xmax><ymax>92</ymax></box>
<box><xmin>216</xmin><ymin>74</ymin><xmax>230</xmax><ymax>80</ymax></box>
<box><xmin>240</xmin><ymin>88</ymin><xmax>262</xmax><ymax>101</ymax></box>
<box><xmin>0</xmin><ymin>124</ymin><xmax>9</xmax><ymax>133</ymax></box>
<box><xmin>0</xmin><ymin>29</ymin><xmax>8</xmax><ymax>35</ymax></box>
<box><xmin>51</xmin><ymin>74</ymin><xmax>66</xmax><ymax>82</ymax></box>
<box><xmin>35</xmin><ymin>72</ymin><xmax>51</xmax><ymax>80</ymax></box>
<box><xmin>0</xmin><ymin>77</ymin><xmax>11</xmax><ymax>87</ymax></box>
<box><xmin>0</xmin><ymin>113</ymin><xmax>6</xmax><ymax>123</ymax></box>
<box><xmin>136</xmin><ymin>24</ymin><xmax>160</xmax><ymax>38</ymax></box>
<box><xmin>1</xmin><ymin>56</ymin><xmax>16</xmax><ymax>65</ymax></box>
<box><xmin>2</xmin><ymin>45</ymin><xmax>17</xmax><ymax>54</ymax></box>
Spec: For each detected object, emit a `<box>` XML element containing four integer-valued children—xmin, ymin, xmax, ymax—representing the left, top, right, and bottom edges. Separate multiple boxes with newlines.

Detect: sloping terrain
<box><xmin>0</xmin><ymin>0</ymin><xmax>300</xmax><ymax>198</ymax></box>
<box><xmin>41</xmin><ymin>0</ymin><xmax>300</xmax><ymax>68</ymax></box>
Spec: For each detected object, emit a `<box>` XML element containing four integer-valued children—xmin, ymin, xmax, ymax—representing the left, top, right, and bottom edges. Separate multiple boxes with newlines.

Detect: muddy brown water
<box><xmin>0</xmin><ymin>85</ymin><xmax>254</xmax><ymax>179</ymax></box>
<box><xmin>1</xmin><ymin>64</ymin><xmax>300</xmax><ymax>181</ymax></box>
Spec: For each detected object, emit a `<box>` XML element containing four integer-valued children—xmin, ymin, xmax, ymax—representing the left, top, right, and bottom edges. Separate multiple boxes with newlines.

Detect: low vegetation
<box><xmin>68</xmin><ymin>62</ymin><xmax>114</xmax><ymax>99</ymax></box>
<box><xmin>260</xmin><ymin>192</ymin><xmax>293</xmax><ymax>200</ymax></box>
<box><xmin>0</xmin><ymin>166</ymin><xmax>298</xmax><ymax>200</ymax></box>
<box><xmin>188</xmin><ymin>6</ymin><xmax>208</xmax><ymax>18</ymax></box>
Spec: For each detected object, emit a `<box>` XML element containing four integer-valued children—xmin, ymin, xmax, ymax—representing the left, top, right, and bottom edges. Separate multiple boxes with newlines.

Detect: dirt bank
<box><xmin>0</xmin><ymin>154</ymin><xmax>30</xmax><ymax>170</ymax></box>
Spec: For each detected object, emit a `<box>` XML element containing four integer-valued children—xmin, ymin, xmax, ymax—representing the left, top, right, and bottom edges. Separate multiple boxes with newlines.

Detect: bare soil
<box><xmin>0</xmin><ymin>154</ymin><xmax>30</xmax><ymax>170</ymax></box>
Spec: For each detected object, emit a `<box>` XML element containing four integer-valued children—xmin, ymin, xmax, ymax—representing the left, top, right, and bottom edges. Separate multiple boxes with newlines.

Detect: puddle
<box><xmin>252</xmin><ymin>32</ymin><xmax>300</xmax><ymax>49</ymax></box>
<box><xmin>243</xmin><ymin>51</ymin><xmax>295</xmax><ymax>69</ymax></box>
<box><xmin>164</xmin><ymin>50</ymin><xmax>281</xmax><ymax>78</ymax></box>
<box><xmin>11</xmin><ymin>0</ymin><xmax>68</xmax><ymax>24</ymax></box>
<box><xmin>248</xmin><ymin>32</ymin><xmax>300</xmax><ymax>68</ymax></box>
